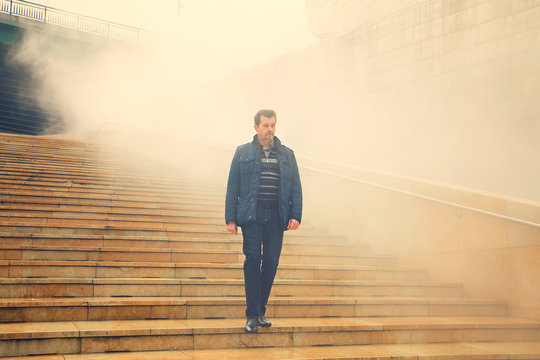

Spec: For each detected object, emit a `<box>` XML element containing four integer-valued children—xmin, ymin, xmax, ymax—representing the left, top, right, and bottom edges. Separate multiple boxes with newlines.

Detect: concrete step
<box><xmin>0</xmin><ymin>222</ymin><xmax>356</xmax><ymax>245</ymax></box>
<box><xmin>0</xmin><ymin>169</ymin><xmax>223</xmax><ymax>187</ymax></box>
<box><xmin>0</xmin><ymin>296</ymin><xmax>506</xmax><ymax>322</ymax></box>
<box><xmin>0</xmin><ymin>166</ymin><xmax>221</xmax><ymax>185</ymax></box>
<box><xmin>0</xmin><ymin>166</ymin><xmax>221</xmax><ymax>193</ymax></box>
<box><xmin>0</xmin><ymin>170</ymin><xmax>223</xmax><ymax>189</ymax></box>
<box><xmin>0</xmin><ymin>260</ymin><xmax>424</xmax><ymax>281</ymax></box>
<box><xmin>0</xmin><ymin>201</ymin><xmax>223</xmax><ymax>219</ymax></box>
<box><xmin>0</xmin><ymin>206</ymin><xmax>329</xmax><ymax>240</ymax></box>
<box><xmin>0</xmin><ymin>211</ymin><xmax>330</xmax><ymax>239</ymax></box>
<box><xmin>0</xmin><ymin>180</ymin><xmax>223</xmax><ymax>202</ymax></box>
<box><xmin>0</xmin><ymin>245</ymin><xmax>393</xmax><ymax>266</ymax></box>
<box><xmin>0</xmin><ymin>193</ymin><xmax>223</xmax><ymax>213</ymax></box>
<box><xmin>0</xmin><ymin>217</ymin><xmax>227</xmax><ymax>234</ymax></box>
<box><xmin>0</xmin><ymin>206</ymin><xmax>225</xmax><ymax>230</ymax></box>
<box><xmin>8</xmin><ymin>342</ymin><xmax>540</xmax><ymax>360</ymax></box>
<box><xmin>0</xmin><ymin>199</ymin><xmax>329</xmax><ymax>239</ymax></box>
<box><xmin>0</xmin><ymin>188</ymin><xmax>224</xmax><ymax>207</ymax></box>
<box><xmin>0</xmin><ymin>223</ymin><xmax>225</xmax><ymax>239</ymax></box>
<box><xmin>0</xmin><ymin>233</ymin><xmax>360</xmax><ymax>254</ymax></box>
<box><xmin>0</xmin><ymin>160</ymin><xmax>181</xmax><ymax>182</ymax></box>
<box><xmin>0</xmin><ymin>210</ymin><xmax>224</xmax><ymax>226</ymax></box>
<box><xmin>0</xmin><ymin>317</ymin><xmax>538</xmax><ymax>357</ymax></box>
<box><xmin>0</xmin><ymin>215</ymin><xmax>226</xmax><ymax>231</ymax></box>
<box><xmin>0</xmin><ymin>196</ymin><xmax>326</xmax><ymax>241</ymax></box>
<box><xmin>0</xmin><ymin>278</ymin><xmax>463</xmax><ymax>298</ymax></box>
<box><xmin>0</xmin><ymin>147</ymin><xmax>175</xmax><ymax>168</ymax></box>
<box><xmin>0</xmin><ymin>167</ymin><xmax>210</xmax><ymax>191</ymax></box>
<box><xmin>0</xmin><ymin>190</ymin><xmax>223</xmax><ymax>214</ymax></box>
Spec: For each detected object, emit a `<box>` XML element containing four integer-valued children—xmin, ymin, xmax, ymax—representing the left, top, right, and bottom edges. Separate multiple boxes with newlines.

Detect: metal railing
<box><xmin>301</xmin><ymin>164</ymin><xmax>540</xmax><ymax>229</ymax></box>
<box><xmin>0</xmin><ymin>0</ymin><xmax>150</xmax><ymax>43</ymax></box>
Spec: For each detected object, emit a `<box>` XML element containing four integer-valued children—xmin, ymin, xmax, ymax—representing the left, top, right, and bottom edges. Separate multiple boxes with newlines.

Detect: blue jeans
<box><xmin>241</xmin><ymin>205</ymin><xmax>284</xmax><ymax>319</ymax></box>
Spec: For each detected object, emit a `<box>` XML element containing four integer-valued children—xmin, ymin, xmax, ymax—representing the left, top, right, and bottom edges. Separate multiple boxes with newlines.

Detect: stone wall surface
<box><xmin>223</xmin><ymin>0</ymin><xmax>540</xmax><ymax>202</ymax></box>
<box><xmin>216</xmin><ymin>0</ymin><xmax>540</xmax><ymax>321</ymax></box>
<box><xmin>305</xmin><ymin>0</ymin><xmax>427</xmax><ymax>39</ymax></box>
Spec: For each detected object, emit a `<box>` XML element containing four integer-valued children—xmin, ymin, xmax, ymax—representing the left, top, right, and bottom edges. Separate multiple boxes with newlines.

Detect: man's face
<box><xmin>254</xmin><ymin>115</ymin><xmax>276</xmax><ymax>146</ymax></box>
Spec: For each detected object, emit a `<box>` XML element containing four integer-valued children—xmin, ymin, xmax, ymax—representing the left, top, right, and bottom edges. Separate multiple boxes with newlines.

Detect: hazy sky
<box><xmin>36</xmin><ymin>0</ymin><xmax>317</xmax><ymax>72</ymax></box>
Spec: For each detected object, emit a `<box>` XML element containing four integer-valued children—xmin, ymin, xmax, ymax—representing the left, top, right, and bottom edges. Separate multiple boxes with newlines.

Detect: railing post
<box><xmin>9</xmin><ymin>0</ymin><xmax>12</xmax><ymax>16</ymax></box>
<box><xmin>43</xmin><ymin>6</ymin><xmax>47</xmax><ymax>22</ymax></box>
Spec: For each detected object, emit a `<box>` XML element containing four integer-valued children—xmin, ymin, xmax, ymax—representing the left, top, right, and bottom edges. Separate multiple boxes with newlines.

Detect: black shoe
<box><xmin>258</xmin><ymin>315</ymin><xmax>272</xmax><ymax>327</ymax></box>
<box><xmin>245</xmin><ymin>319</ymin><xmax>258</xmax><ymax>333</ymax></box>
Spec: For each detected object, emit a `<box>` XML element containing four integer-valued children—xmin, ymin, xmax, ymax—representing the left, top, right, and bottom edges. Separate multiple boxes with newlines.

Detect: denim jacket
<box><xmin>225</xmin><ymin>135</ymin><xmax>302</xmax><ymax>230</ymax></box>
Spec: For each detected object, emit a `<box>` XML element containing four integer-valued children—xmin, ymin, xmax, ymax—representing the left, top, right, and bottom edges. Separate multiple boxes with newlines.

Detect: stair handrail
<box><xmin>0</xmin><ymin>0</ymin><xmax>152</xmax><ymax>43</ymax></box>
<box><xmin>86</xmin><ymin>121</ymin><xmax>540</xmax><ymax>230</ymax></box>
<box><xmin>300</xmin><ymin>163</ymin><xmax>540</xmax><ymax>229</ymax></box>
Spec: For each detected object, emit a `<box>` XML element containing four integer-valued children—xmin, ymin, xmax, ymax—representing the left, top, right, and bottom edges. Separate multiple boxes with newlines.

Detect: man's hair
<box><xmin>254</xmin><ymin>109</ymin><xmax>277</xmax><ymax>125</ymax></box>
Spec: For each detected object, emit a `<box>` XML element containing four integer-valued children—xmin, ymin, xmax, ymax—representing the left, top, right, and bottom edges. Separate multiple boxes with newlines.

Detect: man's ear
<box><xmin>253</xmin><ymin>124</ymin><xmax>258</xmax><ymax>132</ymax></box>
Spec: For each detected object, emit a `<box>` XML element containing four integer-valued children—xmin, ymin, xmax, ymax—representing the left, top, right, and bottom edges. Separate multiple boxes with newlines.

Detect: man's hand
<box><xmin>226</xmin><ymin>221</ymin><xmax>238</xmax><ymax>235</ymax></box>
<box><xmin>287</xmin><ymin>219</ymin><xmax>300</xmax><ymax>230</ymax></box>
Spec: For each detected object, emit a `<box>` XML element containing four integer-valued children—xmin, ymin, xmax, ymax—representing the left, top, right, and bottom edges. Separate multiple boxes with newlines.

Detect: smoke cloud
<box><xmin>8</xmin><ymin>1</ymin><xmax>540</xmax><ymax>242</ymax></box>
<box><xmin>8</xmin><ymin>3</ymin><xmax>316</xmax><ymax>191</ymax></box>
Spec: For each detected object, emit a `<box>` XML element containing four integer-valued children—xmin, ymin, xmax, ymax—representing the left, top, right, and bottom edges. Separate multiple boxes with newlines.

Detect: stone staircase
<box><xmin>1</xmin><ymin>132</ymin><xmax>540</xmax><ymax>359</ymax></box>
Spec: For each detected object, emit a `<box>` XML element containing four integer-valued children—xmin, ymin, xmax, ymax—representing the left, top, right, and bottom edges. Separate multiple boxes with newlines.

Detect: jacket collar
<box><xmin>252</xmin><ymin>134</ymin><xmax>281</xmax><ymax>151</ymax></box>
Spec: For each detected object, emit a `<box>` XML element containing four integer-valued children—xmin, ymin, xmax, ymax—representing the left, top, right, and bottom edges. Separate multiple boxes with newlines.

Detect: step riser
<box><xmin>0</xmin><ymin>250</ymin><xmax>395</xmax><ymax>266</ymax></box>
<box><xmin>0</xmin><ymin>183</ymin><xmax>223</xmax><ymax>201</ymax></box>
<box><xmin>0</xmin><ymin>303</ymin><xmax>506</xmax><ymax>322</ymax></box>
<box><xmin>2</xmin><ymin>264</ymin><xmax>426</xmax><ymax>281</ymax></box>
<box><xmin>2</xmin><ymin>328</ymin><xmax>539</xmax><ymax>357</ymax></box>
<box><xmin>0</xmin><ymin>226</ymin><xmax>224</xmax><ymax>239</ymax></box>
<box><xmin>0</xmin><ymin>194</ymin><xmax>224</xmax><ymax>209</ymax></box>
<box><xmin>0</xmin><ymin>205</ymin><xmax>232</xmax><ymax>217</ymax></box>
<box><xmin>2</xmin><ymin>250</ymin><xmax>240</xmax><ymax>264</ymax></box>
<box><xmin>0</xmin><ymin>196</ymin><xmax>223</xmax><ymax>212</ymax></box>
<box><xmin>0</xmin><ymin>238</ymin><xmax>359</xmax><ymax>255</ymax></box>
<box><xmin>0</xmin><ymin>182</ymin><xmax>218</xmax><ymax>194</ymax></box>
<box><xmin>0</xmin><ymin>283</ymin><xmax>462</xmax><ymax>298</ymax></box>
<box><xmin>0</xmin><ymin>212</ymin><xmax>223</xmax><ymax>225</ymax></box>
<box><xmin>1</xmin><ymin>338</ymin><xmax>79</xmax><ymax>358</ymax></box>
<box><xmin>0</xmin><ymin>238</ymin><xmax>357</xmax><ymax>255</ymax></box>
<box><xmin>1</xmin><ymin>204</ymin><xmax>223</xmax><ymax>218</ymax></box>
<box><xmin>0</xmin><ymin>227</ymin><xmax>351</xmax><ymax>246</ymax></box>
<box><xmin>0</xmin><ymin>177</ymin><xmax>224</xmax><ymax>193</ymax></box>
<box><xmin>0</xmin><ymin>172</ymin><xmax>212</xmax><ymax>186</ymax></box>
<box><xmin>0</xmin><ymin>221</ymin><xmax>226</xmax><ymax>233</ymax></box>
<box><xmin>0</xmin><ymin>186</ymin><xmax>217</xmax><ymax>198</ymax></box>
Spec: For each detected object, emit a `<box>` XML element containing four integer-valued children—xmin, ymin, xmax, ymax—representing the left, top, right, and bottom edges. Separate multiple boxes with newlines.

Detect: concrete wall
<box><xmin>213</xmin><ymin>0</ymin><xmax>540</xmax><ymax>320</ymax></box>
<box><xmin>299</xmin><ymin>162</ymin><xmax>540</xmax><ymax>321</ymax></box>
<box><xmin>305</xmin><ymin>0</ymin><xmax>426</xmax><ymax>40</ymax></box>
<box><xmin>392</xmin><ymin>194</ymin><xmax>540</xmax><ymax>321</ymax></box>
<box><xmin>221</xmin><ymin>0</ymin><xmax>540</xmax><ymax>202</ymax></box>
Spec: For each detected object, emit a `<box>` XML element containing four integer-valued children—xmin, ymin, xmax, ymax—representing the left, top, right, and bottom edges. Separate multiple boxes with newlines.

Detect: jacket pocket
<box><xmin>281</xmin><ymin>159</ymin><xmax>293</xmax><ymax>179</ymax></box>
<box><xmin>239</xmin><ymin>156</ymin><xmax>256</xmax><ymax>175</ymax></box>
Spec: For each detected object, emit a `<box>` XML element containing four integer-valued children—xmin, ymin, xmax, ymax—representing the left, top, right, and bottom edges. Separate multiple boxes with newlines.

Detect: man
<box><xmin>225</xmin><ymin>109</ymin><xmax>302</xmax><ymax>333</ymax></box>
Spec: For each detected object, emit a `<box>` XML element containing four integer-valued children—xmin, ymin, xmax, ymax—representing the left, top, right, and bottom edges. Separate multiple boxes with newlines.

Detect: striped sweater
<box><xmin>257</xmin><ymin>145</ymin><xmax>280</xmax><ymax>208</ymax></box>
